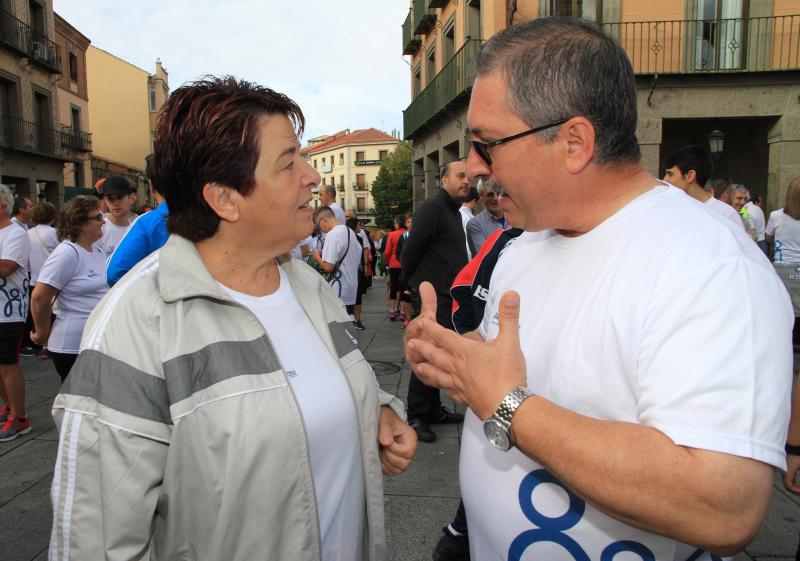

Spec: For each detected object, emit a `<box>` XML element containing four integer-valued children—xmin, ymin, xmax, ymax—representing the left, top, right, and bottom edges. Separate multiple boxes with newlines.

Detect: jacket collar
<box><xmin>158</xmin><ymin>235</ymin><xmax>306</xmax><ymax>304</ymax></box>
<box><xmin>436</xmin><ymin>187</ymin><xmax>462</xmax><ymax>211</ymax></box>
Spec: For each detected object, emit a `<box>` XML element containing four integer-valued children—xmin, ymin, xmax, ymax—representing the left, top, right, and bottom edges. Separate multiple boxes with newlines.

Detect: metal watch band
<box><xmin>492</xmin><ymin>385</ymin><xmax>534</xmax><ymax>433</ymax></box>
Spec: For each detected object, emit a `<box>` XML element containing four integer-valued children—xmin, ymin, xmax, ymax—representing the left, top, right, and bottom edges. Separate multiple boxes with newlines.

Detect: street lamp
<box><xmin>707</xmin><ymin>128</ymin><xmax>725</xmax><ymax>155</ymax></box>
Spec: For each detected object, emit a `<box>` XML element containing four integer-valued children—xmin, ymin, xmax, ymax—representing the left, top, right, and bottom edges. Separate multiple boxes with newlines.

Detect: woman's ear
<box><xmin>202</xmin><ymin>183</ymin><xmax>241</xmax><ymax>223</ymax></box>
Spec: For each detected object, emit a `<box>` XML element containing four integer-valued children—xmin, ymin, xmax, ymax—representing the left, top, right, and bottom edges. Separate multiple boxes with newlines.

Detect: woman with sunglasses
<box><xmin>30</xmin><ymin>195</ymin><xmax>109</xmax><ymax>381</ymax></box>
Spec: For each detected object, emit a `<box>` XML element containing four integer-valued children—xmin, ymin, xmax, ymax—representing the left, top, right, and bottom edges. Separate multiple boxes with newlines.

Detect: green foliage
<box><xmin>372</xmin><ymin>141</ymin><xmax>413</xmax><ymax>229</ymax></box>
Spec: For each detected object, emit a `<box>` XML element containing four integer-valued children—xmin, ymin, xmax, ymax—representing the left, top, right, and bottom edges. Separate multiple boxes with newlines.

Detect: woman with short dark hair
<box><xmin>30</xmin><ymin>196</ymin><xmax>108</xmax><ymax>381</ymax></box>
<box><xmin>48</xmin><ymin>76</ymin><xmax>416</xmax><ymax>560</ymax></box>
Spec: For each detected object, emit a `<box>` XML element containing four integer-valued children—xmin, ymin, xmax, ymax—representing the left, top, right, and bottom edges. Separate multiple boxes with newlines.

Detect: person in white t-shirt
<box><xmin>460</xmin><ymin>187</ymin><xmax>479</xmax><ymax>259</ymax></box>
<box><xmin>663</xmin><ymin>145</ymin><xmax>745</xmax><ymax>231</ymax></box>
<box><xmin>11</xmin><ymin>196</ymin><xmax>33</xmax><ymax>231</ymax></box>
<box><xmin>746</xmin><ymin>195</ymin><xmax>768</xmax><ymax>255</ymax></box>
<box><xmin>95</xmin><ymin>174</ymin><xmax>138</xmax><ymax>256</ymax></box>
<box><xmin>312</xmin><ymin>207</ymin><xmax>362</xmax><ymax>313</ymax></box>
<box><xmin>0</xmin><ymin>184</ymin><xmax>32</xmax><ymax>442</ymax></box>
<box><xmin>405</xmin><ymin>18</ymin><xmax>791</xmax><ymax>561</ymax></box>
<box><xmin>31</xmin><ymin>196</ymin><xmax>109</xmax><ymax>382</ymax></box>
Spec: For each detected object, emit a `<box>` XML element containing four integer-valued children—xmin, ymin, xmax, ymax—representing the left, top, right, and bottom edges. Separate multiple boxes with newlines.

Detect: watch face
<box><xmin>483</xmin><ymin>418</ymin><xmax>510</xmax><ymax>451</ymax></box>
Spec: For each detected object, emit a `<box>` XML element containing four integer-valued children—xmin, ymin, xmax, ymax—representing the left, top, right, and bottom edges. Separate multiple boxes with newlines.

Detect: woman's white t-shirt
<box><xmin>766</xmin><ymin>208</ymin><xmax>800</xmax><ymax>262</ymax></box>
<box><xmin>28</xmin><ymin>224</ymin><xmax>58</xmax><ymax>285</ymax></box>
<box><xmin>38</xmin><ymin>241</ymin><xmax>109</xmax><ymax>353</ymax></box>
<box><xmin>220</xmin><ymin>265</ymin><xmax>365</xmax><ymax>561</ymax></box>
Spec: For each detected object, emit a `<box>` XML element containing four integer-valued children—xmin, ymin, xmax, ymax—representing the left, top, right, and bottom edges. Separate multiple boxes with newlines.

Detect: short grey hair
<box><xmin>734</xmin><ymin>185</ymin><xmax>750</xmax><ymax>201</ymax></box>
<box><xmin>477</xmin><ymin>177</ymin><xmax>502</xmax><ymax>196</ymax></box>
<box><xmin>0</xmin><ymin>185</ymin><xmax>14</xmax><ymax>218</ymax></box>
<box><xmin>470</xmin><ymin>17</ymin><xmax>640</xmax><ymax>165</ymax></box>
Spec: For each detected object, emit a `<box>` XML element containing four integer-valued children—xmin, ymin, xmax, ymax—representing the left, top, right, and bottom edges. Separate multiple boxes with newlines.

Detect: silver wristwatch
<box><xmin>483</xmin><ymin>385</ymin><xmax>534</xmax><ymax>452</ymax></box>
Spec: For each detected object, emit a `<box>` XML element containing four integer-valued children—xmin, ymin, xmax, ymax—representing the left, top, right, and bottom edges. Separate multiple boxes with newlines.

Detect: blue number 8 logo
<box><xmin>509</xmin><ymin>469</ymin><xmax>655</xmax><ymax>561</ymax></box>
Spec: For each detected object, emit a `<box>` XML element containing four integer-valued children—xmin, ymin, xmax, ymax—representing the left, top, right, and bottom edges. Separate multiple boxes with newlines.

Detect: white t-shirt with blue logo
<box><xmin>463</xmin><ymin>186</ymin><xmax>792</xmax><ymax>561</ymax></box>
<box><xmin>38</xmin><ymin>241</ymin><xmax>109</xmax><ymax>353</ymax></box>
<box><xmin>220</xmin><ymin>264</ymin><xmax>365</xmax><ymax>561</ymax></box>
<box><xmin>0</xmin><ymin>221</ymin><xmax>30</xmax><ymax>323</ymax></box>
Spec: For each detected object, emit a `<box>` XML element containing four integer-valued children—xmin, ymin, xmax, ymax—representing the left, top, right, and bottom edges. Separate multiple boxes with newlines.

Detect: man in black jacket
<box><xmin>401</xmin><ymin>160</ymin><xmax>470</xmax><ymax>441</ymax></box>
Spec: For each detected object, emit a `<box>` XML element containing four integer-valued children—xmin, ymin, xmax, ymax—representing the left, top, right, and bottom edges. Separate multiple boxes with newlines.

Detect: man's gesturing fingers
<box><xmin>418</xmin><ymin>281</ymin><xmax>438</xmax><ymax>320</ymax></box>
<box><xmin>496</xmin><ymin>290</ymin><xmax>521</xmax><ymax>347</ymax></box>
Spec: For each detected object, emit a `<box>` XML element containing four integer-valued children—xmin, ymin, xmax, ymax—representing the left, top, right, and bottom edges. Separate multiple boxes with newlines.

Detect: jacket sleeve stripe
<box><xmin>164</xmin><ymin>337</ymin><xmax>282</xmax><ymax>404</ymax></box>
<box><xmin>48</xmin><ymin>410</ymin><xmax>69</xmax><ymax>561</ymax></box>
<box><xmin>61</xmin><ymin>351</ymin><xmax>171</xmax><ymax>424</ymax></box>
<box><xmin>61</xmin><ymin>411</ymin><xmax>83</xmax><ymax>561</ymax></box>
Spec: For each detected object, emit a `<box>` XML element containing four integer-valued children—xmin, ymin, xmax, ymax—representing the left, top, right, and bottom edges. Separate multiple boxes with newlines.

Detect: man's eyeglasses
<box><xmin>85</xmin><ymin>213</ymin><xmax>104</xmax><ymax>222</ymax></box>
<box><xmin>467</xmin><ymin>119</ymin><xmax>568</xmax><ymax>166</ymax></box>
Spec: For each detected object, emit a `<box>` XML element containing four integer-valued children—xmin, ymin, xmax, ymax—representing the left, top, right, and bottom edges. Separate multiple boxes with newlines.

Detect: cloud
<box><xmin>54</xmin><ymin>0</ymin><xmax>411</xmax><ymax>141</ymax></box>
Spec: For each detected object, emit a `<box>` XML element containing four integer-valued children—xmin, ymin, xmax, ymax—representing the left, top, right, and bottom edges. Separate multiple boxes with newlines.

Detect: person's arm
<box><xmin>30</xmin><ymin>282</ymin><xmax>58</xmax><ymax>346</ymax></box>
<box><xmin>465</xmin><ymin>217</ymin><xmax>484</xmax><ymax>258</ymax></box>
<box><xmin>0</xmin><ymin>228</ymin><xmax>28</xmax><ymax>278</ymax></box>
<box><xmin>784</xmin><ymin>383</ymin><xmax>800</xmax><ymax>493</ymax></box>
<box><xmin>406</xmin><ymin>276</ymin><xmax>785</xmax><ymax>555</ymax></box>
<box><xmin>377</xmin><ymin>405</ymin><xmax>417</xmax><ymax>475</ymax></box>
<box><xmin>0</xmin><ymin>259</ymin><xmax>19</xmax><ymax>278</ymax></box>
<box><xmin>50</xmin><ymin>387</ymin><xmax>168</xmax><ymax>559</ymax></box>
<box><xmin>106</xmin><ymin>218</ymin><xmax>151</xmax><ymax>286</ymax></box>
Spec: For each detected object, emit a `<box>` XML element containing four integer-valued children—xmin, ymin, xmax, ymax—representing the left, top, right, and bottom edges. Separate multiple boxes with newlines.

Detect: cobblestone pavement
<box><xmin>0</xmin><ymin>277</ymin><xmax>796</xmax><ymax>560</ymax></box>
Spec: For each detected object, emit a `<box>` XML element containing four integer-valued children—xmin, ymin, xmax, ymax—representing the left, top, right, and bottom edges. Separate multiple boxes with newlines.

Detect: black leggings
<box><xmin>50</xmin><ymin>352</ymin><xmax>77</xmax><ymax>383</ymax></box>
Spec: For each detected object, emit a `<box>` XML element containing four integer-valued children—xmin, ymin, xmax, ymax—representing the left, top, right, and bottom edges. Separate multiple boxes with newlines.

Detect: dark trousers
<box><xmin>22</xmin><ymin>286</ymin><xmax>38</xmax><ymax>350</ymax></box>
<box><xmin>407</xmin><ymin>292</ymin><xmax>453</xmax><ymax>421</ymax></box>
<box><xmin>51</xmin><ymin>352</ymin><xmax>77</xmax><ymax>383</ymax></box>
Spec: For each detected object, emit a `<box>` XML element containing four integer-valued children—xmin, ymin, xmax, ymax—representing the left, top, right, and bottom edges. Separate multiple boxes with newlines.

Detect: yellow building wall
<box><xmin>310</xmin><ymin>141</ymin><xmax>399</xmax><ymax>214</ymax></box>
<box><xmin>86</xmin><ymin>46</ymin><xmax>151</xmax><ymax>171</ymax></box>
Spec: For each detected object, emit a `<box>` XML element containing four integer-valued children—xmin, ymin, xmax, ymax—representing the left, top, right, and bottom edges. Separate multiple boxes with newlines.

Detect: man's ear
<box><xmin>563</xmin><ymin>116</ymin><xmax>595</xmax><ymax>175</ymax></box>
<box><xmin>202</xmin><ymin>183</ymin><xmax>241</xmax><ymax>223</ymax></box>
<box><xmin>687</xmin><ymin>169</ymin><xmax>698</xmax><ymax>185</ymax></box>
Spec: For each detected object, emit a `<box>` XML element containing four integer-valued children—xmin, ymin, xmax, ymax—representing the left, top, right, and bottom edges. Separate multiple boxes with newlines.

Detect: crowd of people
<box><xmin>0</xmin><ymin>14</ymin><xmax>798</xmax><ymax>561</ymax></box>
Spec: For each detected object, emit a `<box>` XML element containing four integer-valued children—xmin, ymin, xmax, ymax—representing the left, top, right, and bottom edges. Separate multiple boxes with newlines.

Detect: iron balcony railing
<box><xmin>60</xmin><ymin>125</ymin><xmax>92</xmax><ymax>152</ymax></box>
<box><xmin>602</xmin><ymin>14</ymin><xmax>800</xmax><ymax>74</ymax></box>
<box><xmin>0</xmin><ymin>10</ymin><xmax>61</xmax><ymax>73</ymax></box>
<box><xmin>404</xmin><ymin>39</ymin><xmax>482</xmax><ymax>139</ymax></box>
<box><xmin>412</xmin><ymin>0</ymin><xmax>436</xmax><ymax>35</ymax></box>
<box><xmin>403</xmin><ymin>10</ymin><xmax>421</xmax><ymax>55</ymax></box>
<box><xmin>0</xmin><ymin>116</ymin><xmax>68</xmax><ymax>159</ymax></box>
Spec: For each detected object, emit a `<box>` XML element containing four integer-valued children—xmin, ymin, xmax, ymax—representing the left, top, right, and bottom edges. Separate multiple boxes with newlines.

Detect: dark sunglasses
<box><xmin>85</xmin><ymin>213</ymin><xmax>104</xmax><ymax>222</ymax></box>
<box><xmin>467</xmin><ymin>119</ymin><xmax>568</xmax><ymax>166</ymax></box>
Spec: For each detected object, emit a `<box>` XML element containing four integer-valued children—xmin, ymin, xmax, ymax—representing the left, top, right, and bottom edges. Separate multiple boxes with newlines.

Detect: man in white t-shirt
<box><xmin>663</xmin><ymin>145</ymin><xmax>745</xmax><ymax>231</ymax></box>
<box><xmin>746</xmin><ymin>195</ymin><xmax>768</xmax><ymax>255</ymax></box>
<box><xmin>11</xmin><ymin>196</ymin><xmax>33</xmax><ymax>230</ymax></box>
<box><xmin>95</xmin><ymin>174</ymin><xmax>138</xmax><ymax>256</ymax></box>
<box><xmin>344</xmin><ymin>210</ymin><xmax>373</xmax><ymax>330</ymax></box>
<box><xmin>319</xmin><ymin>184</ymin><xmax>346</xmax><ymax>224</ymax></box>
<box><xmin>460</xmin><ymin>187</ymin><xmax>479</xmax><ymax>259</ymax></box>
<box><xmin>405</xmin><ymin>17</ymin><xmax>792</xmax><ymax>561</ymax></box>
<box><xmin>0</xmin><ymin>184</ymin><xmax>31</xmax><ymax>441</ymax></box>
<box><xmin>312</xmin><ymin>207</ymin><xmax>361</xmax><ymax>314</ymax></box>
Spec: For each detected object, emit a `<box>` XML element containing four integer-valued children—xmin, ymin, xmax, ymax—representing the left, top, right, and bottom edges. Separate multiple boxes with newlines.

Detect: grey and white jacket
<box><xmin>49</xmin><ymin>235</ymin><xmax>406</xmax><ymax>561</ymax></box>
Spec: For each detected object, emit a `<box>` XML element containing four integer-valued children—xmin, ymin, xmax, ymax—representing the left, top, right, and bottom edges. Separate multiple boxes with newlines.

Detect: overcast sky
<box><xmin>54</xmin><ymin>0</ymin><xmax>411</xmax><ymax>144</ymax></box>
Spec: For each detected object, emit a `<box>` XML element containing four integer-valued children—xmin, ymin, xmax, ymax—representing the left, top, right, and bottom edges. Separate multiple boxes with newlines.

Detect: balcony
<box><xmin>61</xmin><ymin>125</ymin><xmax>92</xmax><ymax>152</ymax></box>
<box><xmin>0</xmin><ymin>116</ymin><xmax>68</xmax><ymax>160</ymax></box>
<box><xmin>602</xmin><ymin>14</ymin><xmax>800</xmax><ymax>74</ymax></box>
<box><xmin>427</xmin><ymin>0</ymin><xmax>449</xmax><ymax>8</ymax></box>
<box><xmin>353</xmin><ymin>183</ymin><xmax>369</xmax><ymax>191</ymax></box>
<box><xmin>413</xmin><ymin>0</ymin><xmax>436</xmax><ymax>35</ymax></box>
<box><xmin>0</xmin><ymin>10</ymin><xmax>61</xmax><ymax>73</ymax></box>
<box><xmin>403</xmin><ymin>10</ymin><xmax>421</xmax><ymax>55</ymax></box>
<box><xmin>404</xmin><ymin>39</ymin><xmax>482</xmax><ymax>139</ymax></box>
<box><xmin>337</xmin><ymin>184</ymin><xmax>345</xmax><ymax>192</ymax></box>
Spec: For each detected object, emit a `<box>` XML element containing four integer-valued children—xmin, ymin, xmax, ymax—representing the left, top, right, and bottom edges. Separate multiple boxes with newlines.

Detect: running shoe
<box><xmin>0</xmin><ymin>415</ymin><xmax>31</xmax><ymax>442</ymax></box>
<box><xmin>389</xmin><ymin>310</ymin><xmax>398</xmax><ymax>321</ymax></box>
<box><xmin>353</xmin><ymin>320</ymin><xmax>366</xmax><ymax>331</ymax></box>
<box><xmin>0</xmin><ymin>405</ymin><xmax>9</xmax><ymax>424</ymax></box>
